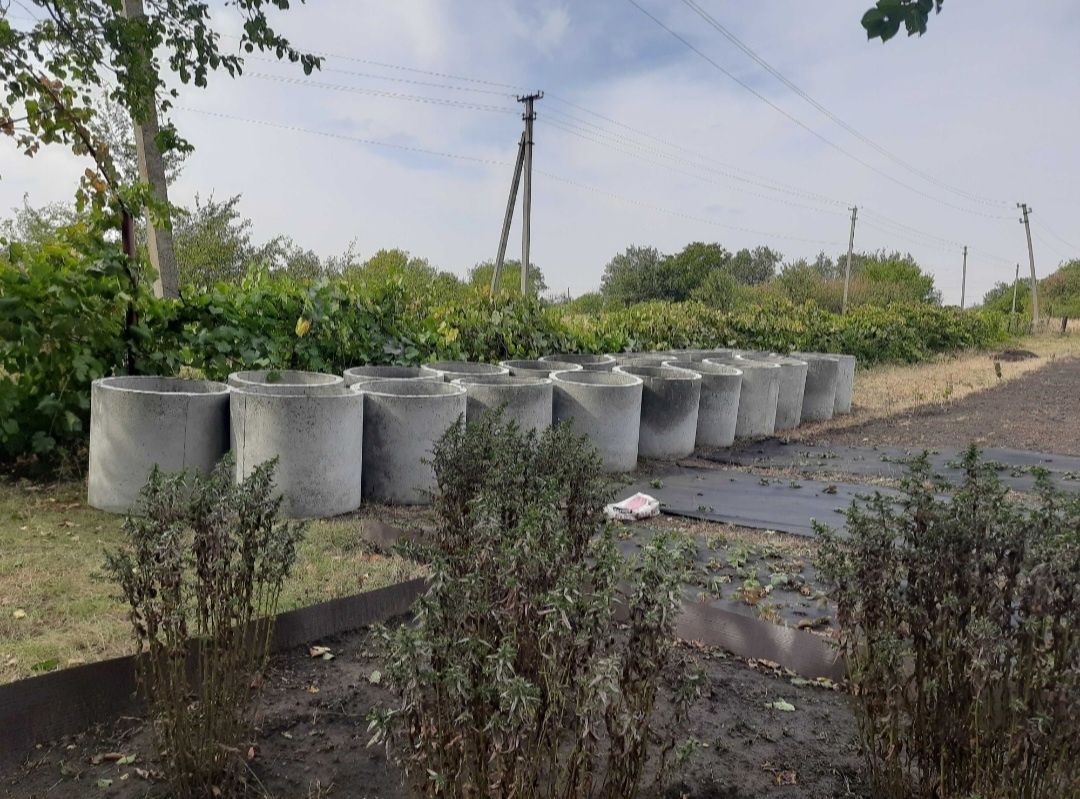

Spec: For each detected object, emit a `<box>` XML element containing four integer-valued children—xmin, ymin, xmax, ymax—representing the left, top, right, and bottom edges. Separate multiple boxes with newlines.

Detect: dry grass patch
<box><xmin>0</xmin><ymin>479</ymin><xmax>424</xmax><ymax>684</ymax></box>
<box><xmin>805</xmin><ymin>330</ymin><xmax>1080</xmax><ymax>434</ymax></box>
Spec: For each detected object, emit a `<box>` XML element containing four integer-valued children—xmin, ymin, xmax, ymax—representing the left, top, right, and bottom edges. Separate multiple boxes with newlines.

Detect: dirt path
<box><xmin>806</xmin><ymin>357</ymin><xmax>1080</xmax><ymax>456</ymax></box>
<box><xmin>3</xmin><ymin>626</ymin><xmax>864</xmax><ymax>799</ymax></box>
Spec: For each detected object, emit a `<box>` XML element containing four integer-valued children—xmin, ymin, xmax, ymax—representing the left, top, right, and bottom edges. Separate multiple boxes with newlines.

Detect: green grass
<box><xmin>0</xmin><ymin>479</ymin><xmax>426</xmax><ymax>683</ymax></box>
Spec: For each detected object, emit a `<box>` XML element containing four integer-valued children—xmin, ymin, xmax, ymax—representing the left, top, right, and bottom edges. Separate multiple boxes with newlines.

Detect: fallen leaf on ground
<box><xmin>308</xmin><ymin>645</ymin><xmax>334</xmax><ymax>660</ymax></box>
<box><xmin>766</xmin><ymin>699</ymin><xmax>796</xmax><ymax>712</ymax></box>
<box><xmin>12</xmin><ymin>609</ymin><xmax>26</xmax><ymax>619</ymax></box>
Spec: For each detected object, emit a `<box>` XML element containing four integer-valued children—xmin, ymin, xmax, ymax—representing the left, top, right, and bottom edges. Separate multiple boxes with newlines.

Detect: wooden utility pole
<box><xmin>960</xmin><ymin>245</ymin><xmax>968</xmax><ymax>310</ymax></box>
<box><xmin>842</xmin><ymin>205</ymin><xmax>858</xmax><ymax>314</ymax></box>
<box><xmin>122</xmin><ymin>0</ymin><xmax>179</xmax><ymax>299</ymax></box>
<box><xmin>1018</xmin><ymin>203</ymin><xmax>1039</xmax><ymax>327</ymax></box>
<box><xmin>491</xmin><ymin>91</ymin><xmax>542</xmax><ymax>296</ymax></box>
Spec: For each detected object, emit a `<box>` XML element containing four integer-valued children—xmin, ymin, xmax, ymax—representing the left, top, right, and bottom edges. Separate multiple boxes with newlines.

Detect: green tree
<box><xmin>468</xmin><ymin>259</ymin><xmax>547</xmax><ymax>296</ymax></box>
<box><xmin>981</xmin><ymin>279</ymin><xmax>1029</xmax><ymax>316</ymax></box>
<box><xmin>775</xmin><ymin>259</ymin><xmax>829</xmax><ymax>305</ymax></box>
<box><xmin>690</xmin><ymin>268</ymin><xmax>743</xmax><ymax>310</ymax></box>
<box><xmin>600</xmin><ymin>245</ymin><xmax>665</xmax><ymax>305</ymax></box>
<box><xmin>85</xmin><ymin>89</ymin><xmax>186</xmax><ymax>186</ymax></box>
<box><xmin>862</xmin><ymin>0</ymin><xmax>944</xmax><ymax>42</ymax></box>
<box><xmin>860</xmin><ymin>254</ymin><xmax>940</xmax><ymax>304</ymax></box>
<box><xmin>172</xmin><ymin>194</ymin><xmax>282</xmax><ymax>288</ymax></box>
<box><xmin>0</xmin><ymin>195</ymin><xmax>78</xmax><ymax>247</ymax></box>
<box><xmin>342</xmin><ymin>247</ymin><xmax>461</xmax><ymax>296</ymax></box>
<box><xmin>1039</xmin><ymin>259</ymin><xmax>1080</xmax><ymax>318</ymax></box>
<box><xmin>729</xmin><ymin>245</ymin><xmax>782</xmax><ymax>285</ymax></box>
<box><xmin>662</xmin><ymin>241</ymin><xmax>732</xmax><ymax>299</ymax></box>
<box><xmin>0</xmin><ymin>0</ymin><xmax>319</xmax><ymax>207</ymax></box>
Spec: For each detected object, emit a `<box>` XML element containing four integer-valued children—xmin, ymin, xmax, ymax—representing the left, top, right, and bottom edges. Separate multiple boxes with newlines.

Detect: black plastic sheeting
<box><xmin>704</xmin><ymin>440</ymin><xmax>1080</xmax><ymax>494</ymax></box>
<box><xmin>630</xmin><ymin>468</ymin><xmax>879</xmax><ymax>538</ymax></box>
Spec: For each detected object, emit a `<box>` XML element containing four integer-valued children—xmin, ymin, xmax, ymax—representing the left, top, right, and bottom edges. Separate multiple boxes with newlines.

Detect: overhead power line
<box><xmin>245</xmin><ymin>72</ymin><xmax>519</xmax><ymax>114</ymax></box>
<box><xmin>221</xmin><ymin>32</ymin><xmax>529</xmax><ymax>93</ymax></box>
<box><xmin>243</xmin><ymin>54</ymin><xmax>517</xmax><ymax>98</ymax></box>
<box><xmin>543</xmin><ymin>105</ymin><xmax>848</xmax><ymax>209</ymax></box>
<box><xmin>678</xmin><ymin>0</ymin><xmax>1009</xmax><ymax>208</ymax></box>
<box><xmin>535</xmin><ymin>170</ymin><xmax>842</xmax><ymax>245</ymax></box>
<box><xmin>1033</xmin><ymin>218</ymin><xmax>1079</xmax><ymax>254</ymax></box>
<box><xmin>545</xmin><ymin>92</ymin><xmax>848</xmax><ymax>208</ymax></box>
<box><xmin>1032</xmin><ymin>230</ymin><xmax>1071</xmax><ymax>262</ymax></box>
<box><xmin>238</xmin><ymin>40</ymin><xmax>1011</xmax><ymax>261</ymax></box>
<box><xmin>540</xmin><ymin>116</ymin><xmax>846</xmax><ymax>216</ymax></box>
<box><xmin>176</xmin><ymin>106</ymin><xmax>511</xmax><ymax>166</ymax></box>
<box><xmin>624</xmin><ymin>0</ymin><xmax>1014</xmax><ymax>222</ymax></box>
<box><xmin>177</xmin><ymin>105</ymin><xmax>843</xmax><ymax>247</ymax></box>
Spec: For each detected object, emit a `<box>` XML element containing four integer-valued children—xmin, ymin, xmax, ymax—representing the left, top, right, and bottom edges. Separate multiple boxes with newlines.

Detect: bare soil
<box><xmin>807</xmin><ymin>357</ymin><xmax>1080</xmax><ymax>455</ymax></box>
<box><xmin>3</xmin><ymin>626</ymin><xmax>865</xmax><ymax>799</ymax></box>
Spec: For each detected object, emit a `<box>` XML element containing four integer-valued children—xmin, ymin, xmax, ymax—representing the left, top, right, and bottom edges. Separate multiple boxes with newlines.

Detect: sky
<box><xmin>4</xmin><ymin>0</ymin><xmax>1080</xmax><ymax>304</ymax></box>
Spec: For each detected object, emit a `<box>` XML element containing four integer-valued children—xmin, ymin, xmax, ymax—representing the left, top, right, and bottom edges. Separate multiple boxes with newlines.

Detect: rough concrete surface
<box><xmin>452</xmin><ymin>374</ymin><xmax>552</xmax><ymax>432</ymax></box>
<box><xmin>230</xmin><ymin>388</ymin><xmax>364</xmax><ymax>519</ymax></box>
<box><xmin>88</xmin><ymin>377</ymin><xmax>230</xmax><ymax>513</ymax></box>
<box><xmin>550</xmin><ymin>370</ymin><xmax>642</xmax><ymax>472</ymax></box>
<box><xmin>419</xmin><ymin>361</ymin><xmax>509</xmax><ymax>382</ymax></box>
<box><xmin>343</xmin><ymin>365</ymin><xmax>436</xmax><ymax>387</ymax></box>
<box><xmin>833</xmin><ymin>354</ymin><xmax>857</xmax><ymax>414</ymax></box>
<box><xmin>664</xmin><ymin>359</ymin><xmax>742</xmax><ymax>448</ymax></box>
<box><xmin>227</xmin><ymin>369</ymin><xmax>344</xmax><ymax>396</ymax></box>
<box><xmin>702</xmin><ymin>356</ymin><xmax>780</xmax><ymax>437</ymax></box>
<box><xmin>500</xmin><ymin>358</ymin><xmax>583</xmax><ymax>379</ymax></box>
<box><xmin>353</xmin><ymin>378</ymin><xmax>466</xmax><ymax>505</ymax></box>
<box><xmin>614</xmin><ymin>365</ymin><xmax>701</xmax><ymax>459</ymax></box>
<box><xmin>540</xmin><ymin>353</ymin><xmax>616</xmax><ymax>372</ymax></box>
<box><xmin>792</xmin><ymin>353</ymin><xmax>839</xmax><ymax>422</ymax></box>
<box><xmin>739</xmin><ymin>353</ymin><xmax>808</xmax><ymax>431</ymax></box>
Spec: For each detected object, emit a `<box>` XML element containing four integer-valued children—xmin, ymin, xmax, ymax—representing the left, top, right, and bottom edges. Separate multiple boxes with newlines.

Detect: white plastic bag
<box><xmin>604</xmin><ymin>492</ymin><xmax>661</xmax><ymax>521</ymax></box>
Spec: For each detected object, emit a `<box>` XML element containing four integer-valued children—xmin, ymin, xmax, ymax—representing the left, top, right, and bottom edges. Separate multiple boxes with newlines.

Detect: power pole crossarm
<box><xmin>1018</xmin><ymin>203</ymin><xmax>1040</xmax><ymax>328</ymax></box>
<box><xmin>122</xmin><ymin>0</ymin><xmax>179</xmax><ymax>299</ymax></box>
<box><xmin>842</xmin><ymin>205</ymin><xmax>858</xmax><ymax>315</ymax></box>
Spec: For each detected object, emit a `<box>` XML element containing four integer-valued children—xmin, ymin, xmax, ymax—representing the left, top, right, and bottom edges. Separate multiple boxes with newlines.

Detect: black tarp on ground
<box><xmin>703</xmin><ymin>440</ymin><xmax>1080</xmax><ymax>493</ymax></box>
<box><xmin>627</xmin><ymin>467</ymin><xmax>880</xmax><ymax>537</ymax></box>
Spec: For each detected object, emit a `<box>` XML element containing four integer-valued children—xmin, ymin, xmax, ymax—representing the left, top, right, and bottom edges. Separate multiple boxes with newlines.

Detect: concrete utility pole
<box><xmin>842</xmin><ymin>205</ymin><xmax>858</xmax><ymax>314</ymax></box>
<box><xmin>491</xmin><ymin>92</ymin><xmax>542</xmax><ymax>296</ymax></box>
<box><xmin>520</xmin><ymin>92</ymin><xmax>538</xmax><ymax>296</ymax></box>
<box><xmin>122</xmin><ymin>0</ymin><xmax>179</xmax><ymax>299</ymax></box>
<box><xmin>960</xmin><ymin>245</ymin><xmax>968</xmax><ymax>310</ymax></box>
<box><xmin>491</xmin><ymin>132</ymin><xmax>526</xmax><ymax>294</ymax></box>
<box><xmin>1018</xmin><ymin>203</ymin><xmax>1039</xmax><ymax>327</ymax></box>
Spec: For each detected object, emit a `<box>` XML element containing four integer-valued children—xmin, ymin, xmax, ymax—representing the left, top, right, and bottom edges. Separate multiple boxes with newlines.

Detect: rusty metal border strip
<box><xmin>0</xmin><ymin>578</ymin><xmax>427</xmax><ymax>769</ymax></box>
<box><xmin>1</xmin><ymin>516</ymin><xmax>846</xmax><ymax>770</ymax></box>
<box><xmin>673</xmin><ymin>600</ymin><xmax>845</xmax><ymax>681</ymax></box>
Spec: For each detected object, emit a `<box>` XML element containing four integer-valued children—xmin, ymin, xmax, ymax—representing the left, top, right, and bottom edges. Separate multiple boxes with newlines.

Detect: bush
<box><xmin>0</xmin><ymin>215</ymin><xmax>142</xmax><ymax>460</ymax></box>
<box><xmin>368</xmin><ymin>414</ymin><xmax>701</xmax><ymax>798</ymax></box>
<box><xmin>0</xmin><ymin>216</ymin><xmax>1008</xmax><ymax>466</ymax></box>
<box><xmin>105</xmin><ymin>457</ymin><xmax>303</xmax><ymax>799</ymax></box>
<box><xmin>817</xmin><ymin>449</ymin><xmax>1079</xmax><ymax>799</ymax></box>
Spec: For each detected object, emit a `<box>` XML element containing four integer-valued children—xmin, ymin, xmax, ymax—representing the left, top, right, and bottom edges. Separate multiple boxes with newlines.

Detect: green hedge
<box><xmin>0</xmin><ymin>220</ymin><xmax>1008</xmax><ymax>462</ymax></box>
